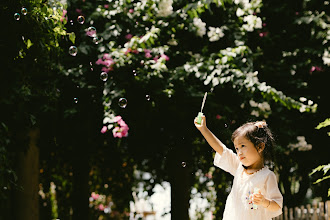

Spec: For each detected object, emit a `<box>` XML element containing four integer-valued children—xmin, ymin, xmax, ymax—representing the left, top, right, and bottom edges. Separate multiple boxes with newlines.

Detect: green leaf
<box><xmin>53</xmin><ymin>26</ymin><xmax>66</xmax><ymax>35</ymax></box>
<box><xmin>313</xmin><ymin>175</ymin><xmax>330</xmax><ymax>184</ymax></box>
<box><xmin>315</xmin><ymin>118</ymin><xmax>330</xmax><ymax>129</ymax></box>
<box><xmin>310</xmin><ymin>164</ymin><xmax>325</xmax><ymax>176</ymax></box>
<box><xmin>68</xmin><ymin>32</ymin><xmax>76</xmax><ymax>44</ymax></box>
<box><xmin>26</xmin><ymin>39</ymin><xmax>33</xmax><ymax>49</ymax></box>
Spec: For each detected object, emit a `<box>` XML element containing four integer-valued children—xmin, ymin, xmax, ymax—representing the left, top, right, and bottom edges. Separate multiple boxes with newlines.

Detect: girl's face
<box><xmin>233</xmin><ymin>135</ymin><xmax>264</xmax><ymax>169</ymax></box>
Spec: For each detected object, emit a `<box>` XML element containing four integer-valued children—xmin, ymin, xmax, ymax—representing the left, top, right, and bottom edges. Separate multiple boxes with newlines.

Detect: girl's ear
<box><xmin>257</xmin><ymin>143</ymin><xmax>265</xmax><ymax>153</ymax></box>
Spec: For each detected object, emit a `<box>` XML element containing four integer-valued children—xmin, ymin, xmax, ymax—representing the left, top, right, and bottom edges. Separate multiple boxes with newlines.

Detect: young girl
<box><xmin>194</xmin><ymin>115</ymin><xmax>283</xmax><ymax>220</ymax></box>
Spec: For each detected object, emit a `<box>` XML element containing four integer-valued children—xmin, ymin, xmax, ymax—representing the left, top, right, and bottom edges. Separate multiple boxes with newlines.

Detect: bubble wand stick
<box><xmin>196</xmin><ymin>92</ymin><xmax>208</xmax><ymax>125</ymax></box>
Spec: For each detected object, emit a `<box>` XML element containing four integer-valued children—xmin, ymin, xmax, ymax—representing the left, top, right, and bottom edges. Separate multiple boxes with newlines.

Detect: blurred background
<box><xmin>0</xmin><ymin>0</ymin><xmax>329</xmax><ymax>219</ymax></box>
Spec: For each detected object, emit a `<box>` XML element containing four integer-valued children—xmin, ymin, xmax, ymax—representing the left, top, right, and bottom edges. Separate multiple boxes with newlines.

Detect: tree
<box><xmin>0</xmin><ymin>0</ymin><xmax>72</xmax><ymax>219</ymax></box>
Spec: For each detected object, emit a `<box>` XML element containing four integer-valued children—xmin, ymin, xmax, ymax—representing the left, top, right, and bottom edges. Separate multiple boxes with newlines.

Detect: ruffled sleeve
<box><xmin>213</xmin><ymin>146</ymin><xmax>240</xmax><ymax>176</ymax></box>
<box><xmin>265</xmin><ymin>172</ymin><xmax>283</xmax><ymax>219</ymax></box>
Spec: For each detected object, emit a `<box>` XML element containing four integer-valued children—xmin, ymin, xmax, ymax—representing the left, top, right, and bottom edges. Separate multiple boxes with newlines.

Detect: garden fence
<box><xmin>273</xmin><ymin>200</ymin><xmax>330</xmax><ymax>220</ymax></box>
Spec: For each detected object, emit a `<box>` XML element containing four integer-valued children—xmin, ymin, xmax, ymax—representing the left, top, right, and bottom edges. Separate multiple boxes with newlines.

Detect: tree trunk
<box><xmin>71</xmin><ymin>123</ymin><xmax>90</xmax><ymax>220</ymax></box>
<box><xmin>13</xmin><ymin>128</ymin><xmax>40</xmax><ymax>220</ymax></box>
<box><xmin>168</xmin><ymin>142</ymin><xmax>191</xmax><ymax>220</ymax></box>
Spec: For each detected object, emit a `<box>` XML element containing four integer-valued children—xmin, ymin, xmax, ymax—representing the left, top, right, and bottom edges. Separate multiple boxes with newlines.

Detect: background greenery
<box><xmin>0</xmin><ymin>0</ymin><xmax>329</xmax><ymax>219</ymax></box>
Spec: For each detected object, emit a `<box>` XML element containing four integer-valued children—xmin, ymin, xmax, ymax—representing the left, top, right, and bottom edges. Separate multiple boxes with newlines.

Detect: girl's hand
<box><xmin>194</xmin><ymin>115</ymin><xmax>207</xmax><ymax>131</ymax></box>
<box><xmin>252</xmin><ymin>192</ymin><xmax>268</xmax><ymax>208</ymax></box>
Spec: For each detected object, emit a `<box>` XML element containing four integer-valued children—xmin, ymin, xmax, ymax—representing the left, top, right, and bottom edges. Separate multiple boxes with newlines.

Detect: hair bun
<box><xmin>255</xmin><ymin>121</ymin><xmax>267</xmax><ymax>129</ymax></box>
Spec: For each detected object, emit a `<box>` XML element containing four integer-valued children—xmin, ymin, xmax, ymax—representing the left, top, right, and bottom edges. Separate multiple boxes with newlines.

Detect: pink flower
<box><xmin>216</xmin><ymin>114</ymin><xmax>222</xmax><ymax>120</ymax></box>
<box><xmin>125</xmin><ymin>34</ymin><xmax>133</xmax><ymax>40</ymax></box>
<box><xmin>259</xmin><ymin>32</ymin><xmax>268</xmax><ymax>37</ymax></box>
<box><xmin>125</xmin><ymin>48</ymin><xmax>132</xmax><ymax>55</ymax></box>
<box><xmin>86</xmin><ymin>29</ymin><xmax>97</xmax><ymax>37</ymax></box>
<box><xmin>95</xmin><ymin>58</ymin><xmax>105</xmax><ymax>65</ymax></box>
<box><xmin>92</xmin><ymin>192</ymin><xmax>99</xmax><ymax>200</ymax></box>
<box><xmin>112</xmin><ymin>127</ymin><xmax>123</xmax><ymax>138</ymax></box>
<box><xmin>95</xmin><ymin>54</ymin><xmax>115</xmax><ymax>72</ymax></box>
<box><xmin>310</xmin><ymin>66</ymin><xmax>322</xmax><ymax>73</ymax></box>
<box><xmin>144</xmin><ymin>49</ymin><xmax>152</xmax><ymax>58</ymax></box>
<box><xmin>101</xmin><ymin>67</ymin><xmax>113</xmax><ymax>73</ymax></box>
<box><xmin>161</xmin><ymin>54</ymin><xmax>170</xmax><ymax>61</ymax></box>
<box><xmin>103</xmin><ymin>59</ymin><xmax>114</xmax><ymax>67</ymax></box>
<box><xmin>129</xmin><ymin>9</ymin><xmax>134</xmax><ymax>13</ymax></box>
<box><xmin>104</xmin><ymin>4</ymin><xmax>109</xmax><ymax>8</ymax></box>
<box><xmin>112</xmin><ymin>117</ymin><xmax>129</xmax><ymax>138</ymax></box>
<box><xmin>114</xmin><ymin>116</ymin><xmax>122</xmax><ymax>122</ymax></box>
<box><xmin>101</xmin><ymin>126</ymin><xmax>107</xmax><ymax>134</ymax></box>
<box><xmin>60</xmin><ymin>10</ymin><xmax>67</xmax><ymax>22</ymax></box>
<box><xmin>118</xmin><ymin>120</ymin><xmax>127</xmax><ymax>127</ymax></box>
<box><xmin>103</xmin><ymin>53</ymin><xmax>111</xmax><ymax>60</ymax></box>
<box><xmin>98</xmin><ymin>204</ymin><xmax>104</xmax><ymax>211</ymax></box>
<box><xmin>153</xmin><ymin>56</ymin><xmax>159</xmax><ymax>62</ymax></box>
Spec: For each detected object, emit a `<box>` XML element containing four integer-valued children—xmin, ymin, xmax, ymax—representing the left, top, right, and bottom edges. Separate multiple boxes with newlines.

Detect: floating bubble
<box><xmin>224</xmin><ymin>123</ymin><xmax>228</xmax><ymax>128</ymax></box>
<box><xmin>14</xmin><ymin>13</ymin><xmax>20</xmax><ymax>20</ymax></box>
<box><xmin>132</xmin><ymin>69</ymin><xmax>137</xmax><ymax>76</ymax></box>
<box><xmin>69</xmin><ymin>46</ymin><xmax>78</xmax><ymax>56</ymax></box>
<box><xmin>74</xmin><ymin>98</ymin><xmax>78</xmax><ymax>103</ymax></box>
<box><xmin>118</xmin><ymin>98</ymin><xmax>128</xmax><ymax>108</ymax></box>
<box><xmin>21</xmin><ymin>7</ymin><xmax>28</xmax><ymax>15</ymax></box>
<box><xmin>77</xmin><ymin>15</ymin><xmax>85</xmax><ymax>24</ymax></box>
<box><xmin>145</xmin><ymin>94</ymin><xmax>150</xmax><ymax>101</ymax></box>
<box><xmin>93</xmin><ymin>36</ymin><xmax>101</xmax><ymax>44</ymax></box>
<box><xmin>182</xmin><ymin>162</ymin><xmax>186</xmax><ymax>167</ymax></box>
<box><xmin>70</xmin><ymin>20</ymin><xmax>74</xmax><ymax>25</ymax></box>
<box><xmin>100</xmin><ymin>72</ymin><xmax>108</xmax><ymax>81</ymax></box>
<box><xmin>87</xmin><ymin>27</ymin><xmax>97</xmax><ymax>37</ymax></box>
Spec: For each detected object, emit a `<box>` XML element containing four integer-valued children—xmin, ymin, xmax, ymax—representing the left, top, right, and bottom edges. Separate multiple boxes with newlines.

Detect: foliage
<box><xmin>310</xmin><ymin>118</ymin><xmax>330</xmax><ymax>197</ymax></box>
<box><xmin>0</xmin><ymin>0</ymin><xmax>72</xmax><ymax>200</ymax></box>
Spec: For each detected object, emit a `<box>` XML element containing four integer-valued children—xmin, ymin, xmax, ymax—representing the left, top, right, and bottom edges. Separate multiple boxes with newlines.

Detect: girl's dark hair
<box><xmin>231</xmin><ymin>121</ymin><xmax>275</xmax><ymax>162</ymax></box>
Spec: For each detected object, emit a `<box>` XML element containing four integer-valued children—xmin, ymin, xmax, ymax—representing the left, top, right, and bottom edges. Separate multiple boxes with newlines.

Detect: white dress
<box><xmin>214</xmin><ymin>146</ymin><xmax>283</xmax><ymax>220</ymax></box>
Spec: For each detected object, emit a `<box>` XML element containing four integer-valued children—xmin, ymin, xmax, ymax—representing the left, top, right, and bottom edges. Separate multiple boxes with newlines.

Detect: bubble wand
<box><xmin>196</xmin><ymin>92</ymin><xmax>207</xmax><ymax>125</ymax></box>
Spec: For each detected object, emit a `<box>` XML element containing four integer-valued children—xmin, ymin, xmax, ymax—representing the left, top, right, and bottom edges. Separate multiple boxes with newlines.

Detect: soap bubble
<box><xmin>132</xmin><ymin>69</ymin><xmax>137</xmax><ymax>76</ymax></box>
<box><xmin>87</xmin><ymin>27</ymin><xmax>97</xmax><ymax>37</ymax></box>
<box><xmin>224</xmin><ymin>123</ymin><xmax>228</xmax><ymax>128</ymax></box>
<box><xmin>21</xmin><ymin>7</ymin><xmax>27</xmax><ymax>15</ymax></box>
<box><xmin>100</xmin><ymin>72</ymin><xmax>108</xmax><ymax>81</ymax></box>
<box><xmin>182</xmin><ymin>162</ymin><xmax>186</xmax><ymax>167</ymax></box>
<box><xmin>77</xmin><ymin>15</ymin><xmax>85</xmax><ymax>24</ymax></box>
<box><xmin>69</xmin><ymin>46</ymin><xmax>78</xmax><ymax>56</ymax></box>
<box><xmin>14</xmin><ymin>13</ymin><xmax>20</xmax><ymax>20</ymax></box>
<box><xmin>93</xmin><ymin>36</ymin><xmax>101</xmax><ymax>44</ymax></box>
<box><xmin>69</xmin><ymin>20</ymin><xmax>74</xmax><ymax>25</ymax></box>
<box><xmin>74</xmin><ymin>98</ymin><xmax>78</xmax><ymax>103</ymax></box>
<box><xmin>145</xmin><ymin>94</ymin><xmax>150</xmax><ymax>101</ymax></box>
<box><xmin>118</xmin><ymin>98</ymin><xmax>127</xmax><ymax>108</ymax></box>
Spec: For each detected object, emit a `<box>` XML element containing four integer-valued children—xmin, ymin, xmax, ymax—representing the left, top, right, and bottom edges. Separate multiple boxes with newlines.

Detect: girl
<box><xmin>194</xmin><ymin>116</ymin><xmax>283</xmax><ymax>220</ymax></box>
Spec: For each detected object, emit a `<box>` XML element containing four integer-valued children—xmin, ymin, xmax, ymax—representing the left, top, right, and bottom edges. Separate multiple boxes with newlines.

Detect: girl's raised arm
<box><xmin>194</xmin><ymin>115</ymin><xmax>226</xmax><ymax>155</ymax></box>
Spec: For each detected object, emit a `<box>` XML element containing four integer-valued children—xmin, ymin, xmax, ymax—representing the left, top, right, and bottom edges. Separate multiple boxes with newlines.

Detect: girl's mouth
<box><xmin>239</xmin><ymin>156</ymin><xmax>245</xmax><ymax>160</ymax></box>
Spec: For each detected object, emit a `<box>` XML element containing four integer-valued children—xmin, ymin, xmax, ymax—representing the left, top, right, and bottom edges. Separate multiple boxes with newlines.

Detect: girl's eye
<box><xmin>241</xmin><ymin>145</ymin><xmax>245</xmax><ymax>147</ymax></box>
